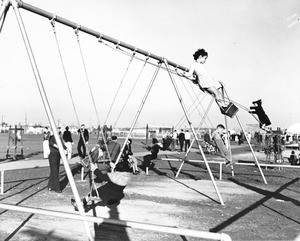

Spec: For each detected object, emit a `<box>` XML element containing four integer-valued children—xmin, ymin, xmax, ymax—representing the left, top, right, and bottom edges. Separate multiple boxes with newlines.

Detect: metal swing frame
<box><xmin>0</xmin><ymin>1</ymin><xmax>234</xmax><ymax>240</ymax></box>
<box><xmin>174</xmin><ymin>83</ymin><xmax>267</xmax><ymax>185</ymax></box>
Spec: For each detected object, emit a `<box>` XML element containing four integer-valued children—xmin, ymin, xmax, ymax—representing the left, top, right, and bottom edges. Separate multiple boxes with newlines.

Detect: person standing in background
<box><xmin>43</xmin><ymin>127</ymin><xmax>50</xmax><ymax>159</ymax></box>
<box><xmin>63</xmin><ymin>126</ymin><xmax>73</xmax><ymax>159</ymax></box>
<box><xmin>77</xmin><ymin>124</ymin><xmax>89</xmax><ymax>159</ymax></box>
<box><xmin>178</xmin><ymin>129</ymin><xmax>185</xmax><ymax>152</ymax></box>
<box><xmin>184</xmin><ymin>130</ymin><xmax>191</xmax><ymax>152</ymax></box>
<box><xmin>48</xmin><ymin>134</ymin><xmax>66</xmax><ymax>193</ymax></box>
<box><xmin>171</xmin><ymin>130</ymin><xmax>178</xmax><ymax>151</ymax></box>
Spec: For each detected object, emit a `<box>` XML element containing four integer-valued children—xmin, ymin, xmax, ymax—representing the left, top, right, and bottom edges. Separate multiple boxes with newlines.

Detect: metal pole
<box><xmin>0</xmin><ymin>203</ymin><xmax>232</xmax><ymax>241</ymax></box>
<box><xmin>221</xmin><ymin>85</ymin><xmax>234</xmax><ymax>177</ymax></box>
<box><xmin>0</xmin><ymin>170</ymin><xmax>4</xmax><ymax>194</ymax></box>
<box><xmin>235</xmin><ymin>115</ymin><xmax>268</xmax><ymax>184</ymax></box>
<box><xmin>0</xmin><ymin>0</ymin><xmax>10</xmax><ymax>33</ymax></box>
<box><xmin>222</xmin><ymin>85</ymin><xmax>267</xmax><ymax>184</ymax></box>
<box><xmin>223</xmin><ymin>114</ymin><xmax>235</xmax><ymax>177</ymax></box>
<box><xmin>113</xmin><ymin>63</ymin><xmax>161</xmax><ymax>169</ymax></box>
<box><xmin>175</xmin><ymin>97</ymin><xmax>214</xmax><ymax>178</ymax></box>
<box><xmin>15</xmin><ymin>0</ymin><xmax>189</xmax><ymax>72</ymax></box>
<box><xmin>9</xmin><ymin>1</ymin><xmax>93</xmax><ymax>240</ymax></box>
<box><xmin>164</xmin><ymin>59</ymin><xmax>224</xmax><ymax>206</ymax></box>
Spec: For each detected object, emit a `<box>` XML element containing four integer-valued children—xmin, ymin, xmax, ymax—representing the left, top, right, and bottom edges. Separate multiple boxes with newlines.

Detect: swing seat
<box><xmin>222</xmin><ymin>102</ymin><xmax>238</xmax><ymax>118</ymax></box>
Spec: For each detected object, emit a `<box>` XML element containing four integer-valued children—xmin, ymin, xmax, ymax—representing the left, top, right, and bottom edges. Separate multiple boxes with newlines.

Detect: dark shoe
<box><xmin>149</xmin><ymin>162</ymin><xmax>155</xmax><ymax>169</ymax></box>
<box><xmin>71</xmin><ymin>198</ymin><xmax>78</xmax><ymax>211</ymax></box>
<box><xmin>220</xmin><ymin>106</ymin><xmax>226</xmax><ymax>114</ymax></box>
<box><xmin>71</xmin><ymin>198</ymin><xmax>87</xmax><ymax>211</ymax></box>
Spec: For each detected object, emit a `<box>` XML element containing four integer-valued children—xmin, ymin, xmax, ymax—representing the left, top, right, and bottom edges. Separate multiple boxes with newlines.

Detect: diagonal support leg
<box><xmin>175</xmin><ymin>96</ymin><xmax>214</xmax><ymax>178</ymax></box>
<box><xmin>222</xmin><ymin>85</ymin><xmax>267</xmax><ymax>184</ymax></box>
<box><xmin>164</xmin><ymin>59</ymin><xmax>224</xmax><ymax>206</ymax></box>
<box><xmin>220</xmin><ymin>85</ymin><xmax>235</xmax><ymax>177</ymax></box>
<box><xmin>235</xmin><ymin>114</ymin><xmax>268</xmax><ymax>184</ymax></box>
<box><xmin>0</xmin><ymin>0</ymin><xmax>10</xmax><ymax>33</ymax></box>
<box><xmin>10</xmin><ymin>2</ymin><xmax>94</xmax><ymax>240</ymax></box>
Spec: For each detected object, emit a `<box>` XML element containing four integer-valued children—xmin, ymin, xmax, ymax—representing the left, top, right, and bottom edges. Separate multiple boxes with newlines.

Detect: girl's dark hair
<box><xmin>193</xmin><ymin>49</ymin><xmax>208</xmax><ymax>60</ymax></box>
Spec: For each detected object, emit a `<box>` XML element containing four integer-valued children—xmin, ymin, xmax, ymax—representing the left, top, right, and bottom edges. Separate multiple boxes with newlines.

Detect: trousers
<box><xmin>48</xmin><ymin>152</ymin><xmax>61</xmax><ymax>191</ymax></box>
<box><xmin>77</xmin><ymin>140</ymin><xmax>86</xmax><ymax>158</ymax></box>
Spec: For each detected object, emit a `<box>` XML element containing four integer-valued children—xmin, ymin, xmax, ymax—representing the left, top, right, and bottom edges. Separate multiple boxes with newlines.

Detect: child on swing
<box><xmin>211</xmin><ymin>124</ymin><xmax>236</xmax><ymax>167</ymax></box>
<box><xmin>71</xmin><ymin>160</ymin><xmax>132</xmax><ymax>211</ymax></box>
<box><xmin>178</xmin><ymin>48</ymin><xmax>229</xmax><ymax>114</ymax></box>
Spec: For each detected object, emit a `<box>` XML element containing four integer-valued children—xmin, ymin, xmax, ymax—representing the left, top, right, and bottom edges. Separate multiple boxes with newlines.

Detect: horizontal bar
<box><xmin>160</xmin><ymin>158</ymin><xmax>183</xmax><ymax>162</ymax></box>
<box><xmin>161</xmin><ymin>158</ymin><xmax>223</xmax><ymax>164</ymax></box>
<box><xmin>234</xmin><ymin>162</ymin><xmax>300</xmax><ymax>168</ymax></box>
<box><xmin>0</xmin><ymin>203</ymin><xmax>231</xmax><ymax>241</ymax></box>
<box><xmin>178</xmin><ymin>159</ymin><xmax>300</xmax><ymax>168</ymax></box>
<box><xmin>16</xmin><ymin>0</ymin><xmax>189</xmax><ymax>72</ymax></box>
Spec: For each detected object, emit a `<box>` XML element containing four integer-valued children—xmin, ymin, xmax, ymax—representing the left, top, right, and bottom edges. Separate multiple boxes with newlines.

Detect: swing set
<box><xmin>0</xmin><ymin>0</ymin><xmax>275</xmax><ymax>240</ymax></box>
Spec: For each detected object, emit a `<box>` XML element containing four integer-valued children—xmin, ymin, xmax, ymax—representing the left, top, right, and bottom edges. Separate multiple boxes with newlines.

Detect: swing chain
<box><xmin>50</xmin><ymin>14</ymin><xmax>57</xmax><ymax>33</ymax></box>
<box><xmin>74</xmin><ymin>25</ymin><xmax>112</xmax><ymax>164</ymax></box>
<box><xmin>74</xmin><ymin>24</ymin><xmax>81</xmax><ymax>43</ymax></box>
<box><xmin>74</xmin><ymin>24</ymin><xmax>81</xmax><ymax>36</ymax></box>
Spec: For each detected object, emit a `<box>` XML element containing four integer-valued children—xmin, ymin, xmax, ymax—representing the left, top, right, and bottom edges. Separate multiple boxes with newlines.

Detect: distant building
<box><xmin>25</xmin><ymin>125</ymin><xmax>44</xmax><ymax>134</ymax></box>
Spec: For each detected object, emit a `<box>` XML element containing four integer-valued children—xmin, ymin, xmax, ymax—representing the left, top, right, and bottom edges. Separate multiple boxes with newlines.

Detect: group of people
<box><xmin>42</xmin><ymin>124</ymin><xmax>89</xmax><ymax>161</ymax></box>
<box><xmin>46</xmin><ymin>47</ymin><xmax>263</xmax><ymax>210</ymax></box>
<box><xmin>43</xmin><ymin>124</ymin><xmax>89</xmax><ymax>193</ymax></box>
<box><xmin>43</xmin><ymin>123</ymin><xmax>141</xmax><ymax>194</ymax></box>
<box><xmin>169</xmin><ymin>129</ymin><xmax>191</xmax><ymax>152</ymax></box>
<box><xmin>72</xmin><ymin>136</ymin><xmax>138</xmax><ymax>210</ymax></box>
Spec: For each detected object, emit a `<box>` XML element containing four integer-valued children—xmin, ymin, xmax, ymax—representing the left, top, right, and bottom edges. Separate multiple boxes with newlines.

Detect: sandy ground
<box><xmin>0</xmin><ymin>135</ymin><xmax>300</xmax><ymax>241</ymax></box>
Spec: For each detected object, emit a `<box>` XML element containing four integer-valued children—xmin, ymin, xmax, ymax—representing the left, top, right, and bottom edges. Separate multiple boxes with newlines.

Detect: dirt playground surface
<box><xmin>0</xmin><ymin>133</ymin><xmax>300</xmax><ymax>241</ymax></box>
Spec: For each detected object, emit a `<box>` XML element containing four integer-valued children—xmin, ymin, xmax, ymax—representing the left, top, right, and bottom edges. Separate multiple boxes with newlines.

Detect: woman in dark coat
<box><xmin>48</xmin><ymin>134</ymin><xmax>66</xmax><ymax>193</ymax></box>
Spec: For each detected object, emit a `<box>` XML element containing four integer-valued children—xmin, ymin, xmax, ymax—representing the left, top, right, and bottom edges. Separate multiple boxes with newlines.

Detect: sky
<box><xmin>0</xmin><ymin>0</ymin><xmax>299</xmax><ymax>131</ymax></box>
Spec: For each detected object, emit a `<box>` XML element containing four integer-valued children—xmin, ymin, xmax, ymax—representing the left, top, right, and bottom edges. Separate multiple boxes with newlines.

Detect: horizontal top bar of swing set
<box><xmin>16</xmin><ymin>0</ymin><xmax>189</xmax><ymax>72</ymax></box>
<box><xmin>0</xmin><ymin>203</ymin><xmax>232</xmax><ymax>241</ymax></box>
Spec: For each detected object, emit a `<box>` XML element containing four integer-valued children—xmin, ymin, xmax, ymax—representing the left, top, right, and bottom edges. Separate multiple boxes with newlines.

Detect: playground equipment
<box><xmin>6</xmin><ymin>125</ymin><xmax>24</xmax><ymax>160</ymax></box>
<box><xmin>167</xmin><ymin>81</ymin><xmax>267</xmax><ymax>184</ymax></box>
<box><xmin>0</xmin><ymin>0</ymin><xmax>234</xmax><ymax>240</ymax></box>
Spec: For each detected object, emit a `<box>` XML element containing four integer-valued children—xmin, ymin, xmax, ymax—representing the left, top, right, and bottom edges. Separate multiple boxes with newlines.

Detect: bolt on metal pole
<box><xmin>164</xmin><ymin>59</ymin><xmax>224</xmax><ymax>206</ymax></box>
<box><xmin>9</xmin><ymin>1</ymin><xmax>93</xmax><ymax>240</ymax></box>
